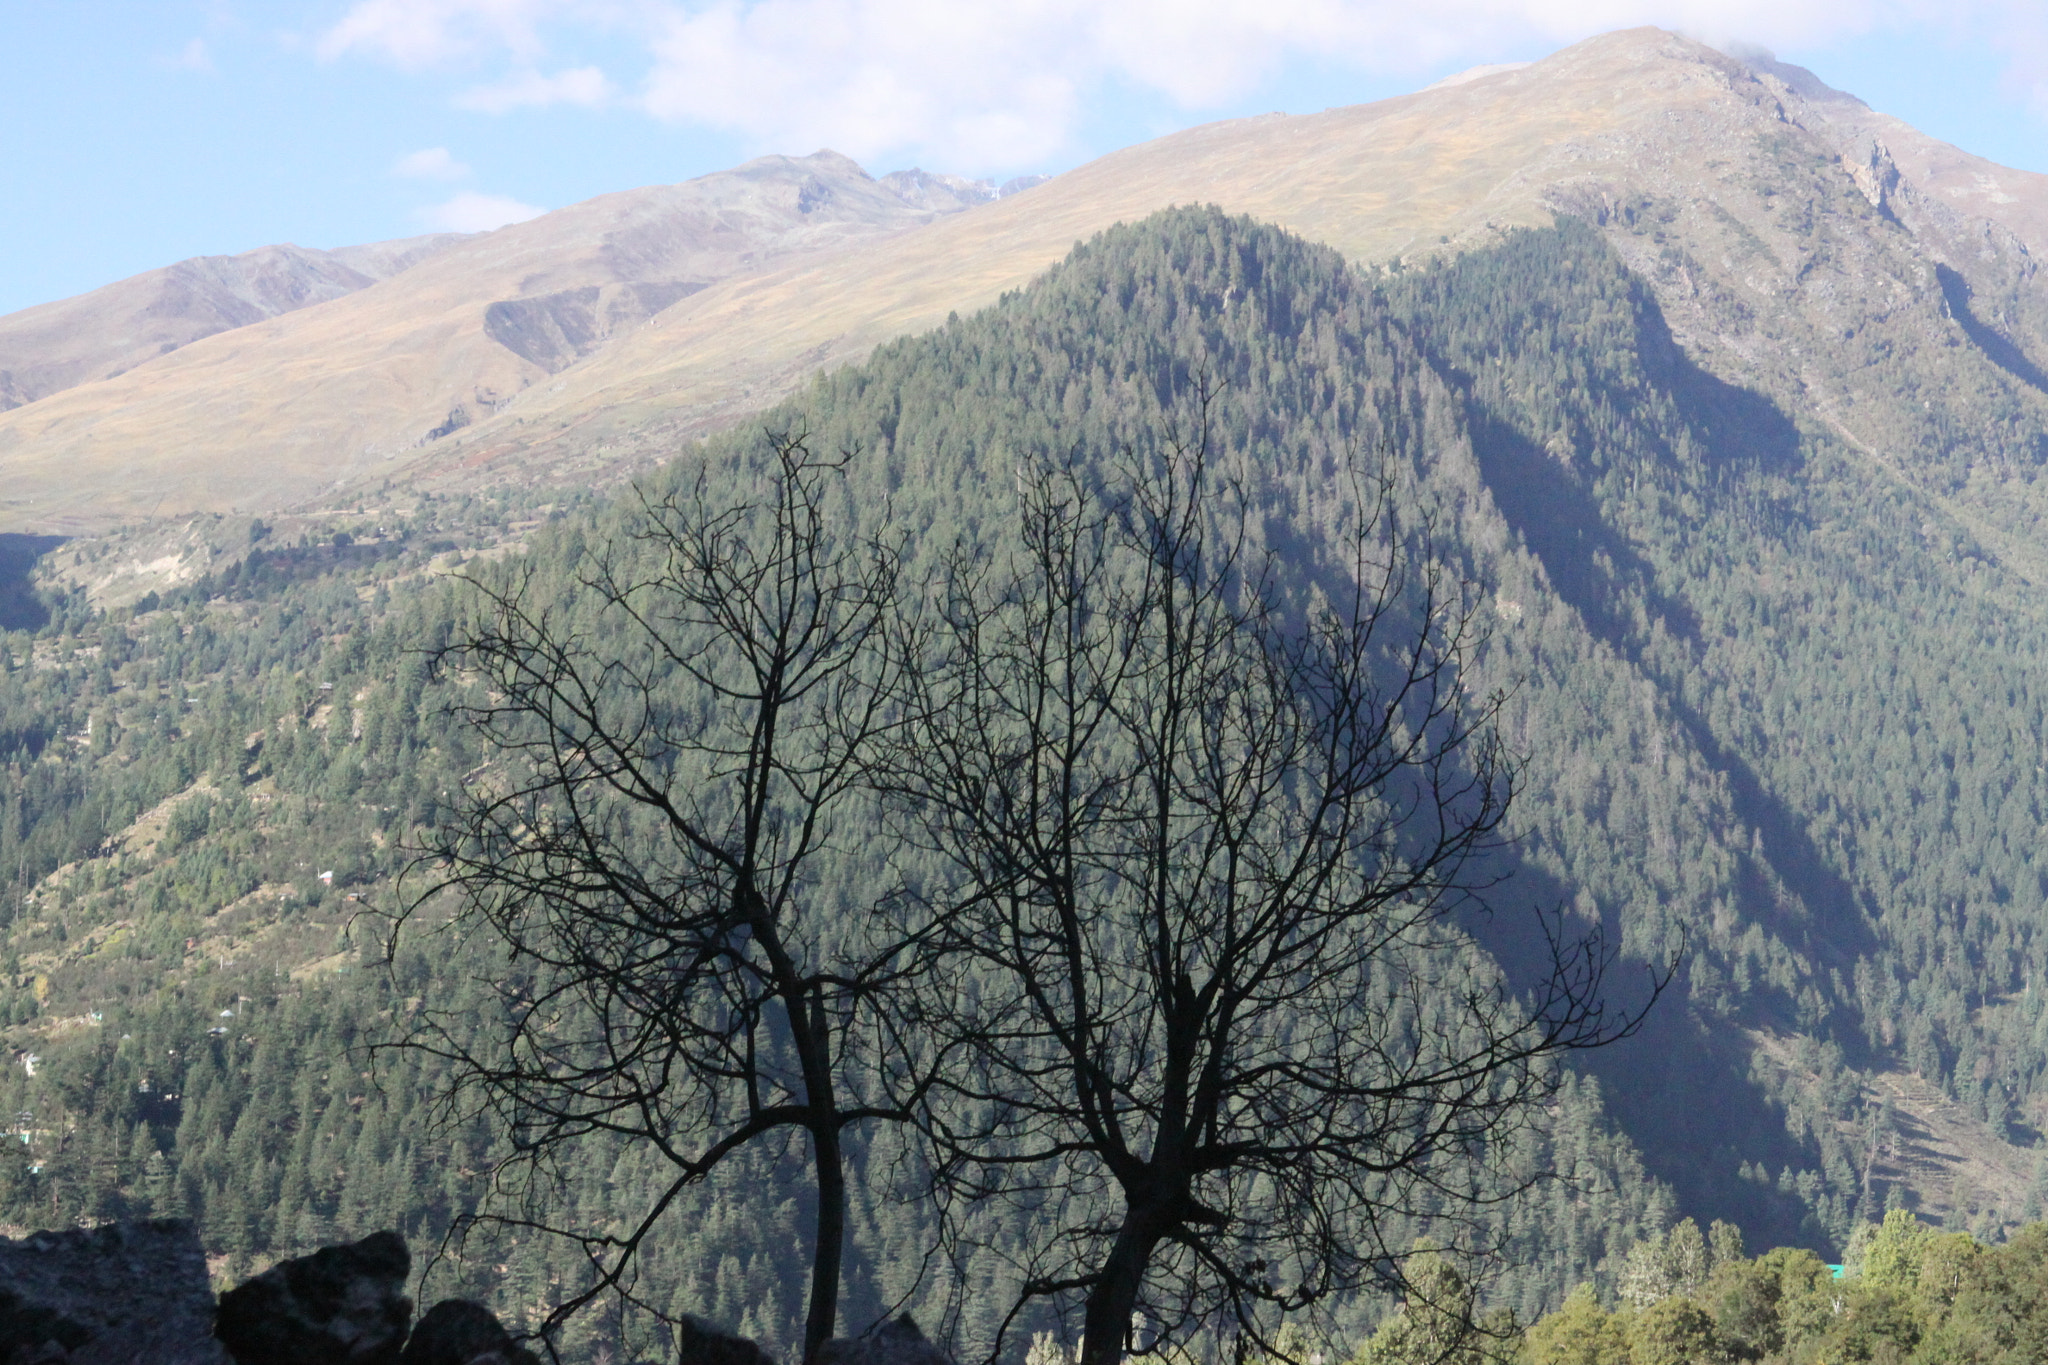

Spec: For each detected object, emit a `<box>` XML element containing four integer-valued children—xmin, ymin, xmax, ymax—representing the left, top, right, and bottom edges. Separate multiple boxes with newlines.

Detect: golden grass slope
<box><xmin>436</xmin><ymin>26</ymin><xmax>2048</xmax><ymax>546</ymax></box>
<box><xmin>0</xmin><ymin>151</ymin><xmax>970</xmax><ymax>532</ymax></box>
<box><xmin>9</xmin><ymin>27</ymin><xmax>2048</xmax><ymax>534</ymax></box>
<box><xmin>0</xmin><ymin>234</ymin><xmax>463</xmax><ymax>411</ymax></box>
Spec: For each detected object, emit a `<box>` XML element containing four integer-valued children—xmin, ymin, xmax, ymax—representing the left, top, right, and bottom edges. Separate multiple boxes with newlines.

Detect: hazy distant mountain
<box><xmin>0</xmin><ymin>150</ymin><xmax>1001</xmax><ymax>529</ymax></box>
<box><xmin>0</xmin><ymin>234</ymin><xmax>463</xmax><ymax>411</ymax></box>
<box><xmin>877</xmin><ymin>168</ymin><xmax>1052</xmax><ymax>210</ymax></box>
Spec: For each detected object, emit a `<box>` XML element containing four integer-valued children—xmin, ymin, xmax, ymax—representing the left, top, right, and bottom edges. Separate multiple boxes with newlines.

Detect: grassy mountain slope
<box><xmin>10</xmin><ymin>24</ymin><xmax>2048</xmax><ymax>616</ymax></box>
<box><xmin>0</xmin><ymin>234</ymin><xmax>464</xmax><ymax>413</ymax></box>
<box><xmin>0</xmin><ymin>151</ymin><xmax>981</xmax><ymax>532</ymax></box>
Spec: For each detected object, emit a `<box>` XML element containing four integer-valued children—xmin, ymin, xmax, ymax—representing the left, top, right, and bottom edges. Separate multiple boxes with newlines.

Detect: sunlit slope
<box><xmin>0</xmin><ymin>233</ymin><xmax>464</xmax><ymax>413</ymax></box>
<box><xmin>411</xmin><ymin>33</ymin><xmax>1667</xmax><ymax>477</ymax></box>
<box><xmin>0</xmin><ymin>152</ymin><xmax>961</xmax><ymax>532</ymax></box>
<box><xmin>10</xmin><ymin>26</ymin><xmax>2048</xmax><ymax>541</ymax></box>
<box><xmin>432</xmin><ymin>25</ymin><xmax>2048</xmax><ymax>525</ymax></box>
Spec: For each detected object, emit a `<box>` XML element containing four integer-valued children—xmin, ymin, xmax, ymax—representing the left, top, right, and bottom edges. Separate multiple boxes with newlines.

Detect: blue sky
<box><xmin>3</xmin><ymin>1</ymin><xmax>2046</xmax><ymax>318</ymax></box>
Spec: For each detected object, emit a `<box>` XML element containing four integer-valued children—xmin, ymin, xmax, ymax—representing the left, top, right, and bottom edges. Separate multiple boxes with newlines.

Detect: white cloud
<box><xmin>641</xmin><ymin>3</ymin><xmax>1092</xmax><ymax>168</ymax></box>
<box><xmin>629</xmin><ymin>0</ymin><xmax>1999</xmax><ymax>168</ymax></box>
<box><xmin>454</xmin><ymin>64</ymin><xmax>615</xmax><ymax>112</ymax></box>
<box><xmin>393</xmin><ymin>147</ymin><xmax>473</xmax><ymax>180</ymax></box>
<box><xmin>318</xmin><ymin>0</ymin><xmax>569</xmax><ymax>69</ymax></box>
<box><xmin>418</xmin><ymin>191</ymin><xmax>549</xmax><ymax>232</ymax></box>
<box><xmin>322</xmin><ymin>0</ymin><xmax>2048</xmax><ymax>171</ymax></box>
<box><xmin>161</xmin><ymin>37</ymin><xmax>216</xmax><ymax>73</ymax></box>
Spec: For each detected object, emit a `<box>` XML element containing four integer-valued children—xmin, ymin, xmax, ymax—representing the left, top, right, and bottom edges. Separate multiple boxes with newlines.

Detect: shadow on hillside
<box><xmin>1459</xmin><ymin>404</ymin><xmax>1700</xmax><ymax>645</ymax></box>
<box><xmin>206</xmin><ymin>537</ymin><xmax>414</xmax><ymax>601</ymax></box>
<box><xmin>1454</xmin><ymin>284</ymin><xmax>1875</xmax><ymax>972</ymax></box>
<box><xmin>1586</xmin><ymin>993</ymin><xmax>1841</xmax><ymax>1252</ymax></box>
<box><xmin>0</xmin><ymin>534</ymin><xmax>67</xmax><ymax>632</ymax></box>
<box><xmin>1433</xmin><ymin>264</ymin><xmax>1887</xmax><ymax>1252</ymax></box>
<box><xmin>1936</xmin><ymin>264</ymin><xmax>2048</xmax><ymax>395</ymax></box>
<box><xmin>1457</xmin><ymin>853</ymin><xmax>1836</xmax><ymax>1253</ymax></box>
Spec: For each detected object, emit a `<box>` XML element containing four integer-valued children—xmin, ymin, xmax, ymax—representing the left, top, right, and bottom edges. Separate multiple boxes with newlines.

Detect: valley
<box><xmin>4</xmin><ymin>23</ymin><xmax>2048</xmax><ymax>1365</ymax></box>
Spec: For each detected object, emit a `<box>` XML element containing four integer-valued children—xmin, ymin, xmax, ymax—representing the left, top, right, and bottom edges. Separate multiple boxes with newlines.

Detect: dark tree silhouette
<box><xmin>399</xmin><ymin>435</ymin><xmax>934</xmax><ymax>1361</ymax></box>
<box><xmin>882</xmin><ymin>408</ymin><xmax>1667</xmax><ymax>1365</ymax></box>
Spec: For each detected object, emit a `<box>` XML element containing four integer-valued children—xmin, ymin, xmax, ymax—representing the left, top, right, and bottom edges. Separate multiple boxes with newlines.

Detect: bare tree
<box><xmin>881</xmin><ymin>408</ymin><xmax>1665</xmax><ymax>1365</ymax></box>
<box><xmin>399</xmin><ymin>434</ymin><xmax>933</xmax><ymax>1361</ymax></box>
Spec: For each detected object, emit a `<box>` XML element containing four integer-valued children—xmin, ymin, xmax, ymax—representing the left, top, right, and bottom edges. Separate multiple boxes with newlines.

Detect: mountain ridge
<box><xmin>0</xmin><ymin>149</ymin><xmax>1003</xmax><ymax>531</ymax></box>
<box><xmin>8</xmin><ymin>27</ymin><xmax>2048</xmax><ymax>562</ymax></box>
<box><xmin>0</xmin><ymin>233</ymin><xmax>466</xmax><ymax>412</ymax></box>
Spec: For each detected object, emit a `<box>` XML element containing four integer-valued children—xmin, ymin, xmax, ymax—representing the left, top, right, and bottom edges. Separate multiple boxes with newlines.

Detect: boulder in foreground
<box><xmin>397</xmin><ymin>1298</ymin><xmax>539</xmax><ymax>1365</ymax></box>
<box><xmin>213</xmin><ymin>1230</ymin><xmax>412</xmax><ymax>1365</ymax></box>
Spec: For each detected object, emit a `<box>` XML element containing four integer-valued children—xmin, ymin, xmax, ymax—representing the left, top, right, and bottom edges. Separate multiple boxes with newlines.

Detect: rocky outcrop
<box><xmin>0</xmin><ymin>1224</ymin><xmax>546</xmax><ymax>1365</ymax></box>
<box><xmin>815</xmin><ymin>1316</ymin><xmax>954</xmax><ymax>1365</ymax></box>
<box><xmin>481</xmin><ymin>280</ymin><xmax>704</xmax><ymax>374</ymax></box>
<box><xmin>0</xmin><ymin>1219</ymin><xmax>227</xmax><ymax>1364</ymax></box>
<box><xmin>675</xmin><ymin>1318</ymin><xmax>777</xmax><ymax>1365</ymax></box>
<box><xmin>213</xmin><ymin>1231</ymin><xmax>412</xmax><ymax>1365</ymax></box>
<box><xmin>397</xmin><ymin>1300</ymin><xmax>539</xmax><ymax>1365</ymax></box>
<box><xmin>0</xmin><ymin>1288</ymin><xmax>92</xmax><ymax>1364</ymax></box>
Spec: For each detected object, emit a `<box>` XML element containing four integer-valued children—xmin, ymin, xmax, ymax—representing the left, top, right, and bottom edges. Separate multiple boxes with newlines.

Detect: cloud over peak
<box><xmin>393</xmin><ymin>147</ymin><xmax>473</xmax><ymax>180</ymax></box>
<box><xmin>418</xmin><ymin>191</ymin><xmax>548</xmax><ymax>232</ymax></box>
<box><xmin>320</xmin><ymin>0</ymin><xmax>2048</xmax><ymax>171</ymax></box>
<box><xmin>455</xmin><ymin>64</ymin><xmax>615</xmax><ymax>113</ymax></box>
<box><xmin>318</xmin><ymin>0</ymin><xmax>562</xmax><ymax>69</ymax></box>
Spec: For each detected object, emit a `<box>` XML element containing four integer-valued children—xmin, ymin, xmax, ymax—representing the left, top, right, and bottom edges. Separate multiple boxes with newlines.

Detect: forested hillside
<box><xmin>4</xmin><ymin>206</ymin><xmax>2048</xmax><ymax>1361</ymax></box>
<box><xmin>1500</xmin><ymin>1210</ymin><xmax>2048</xmax><ymax>1365</ymax></box>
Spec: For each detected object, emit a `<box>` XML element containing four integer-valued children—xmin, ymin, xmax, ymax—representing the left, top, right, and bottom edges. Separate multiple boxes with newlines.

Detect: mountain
<box><xmin>7</xmin><ymin>28</ymin><xmax>2048</xmax><ymax>562</ymax></box>
<box><xmin>0</xmin><ymin>150</ymin><xmax>1005</xmax><ymax>531</ymax></box>
<box><xmin>473</xmin><ymin>27</ymin><xmax>2048</xmax><ymax>578</ymax></box>
<box><xmin>9</xmin><ymin>24</ymin><xmax>2048</xmax><ymax>1359</ymax></box>
<box><xmin>11</xmin><ymin>194</ymin><xmax>2048</xmax><ymax>1350</ymax></box>
<box><xmin>0</xmin><ymin>211</ymin><xmax>1690</xmax><ymax>1358</ymax></box>
<box><xmin>0</xmin><ymin>235</ymin><xmax>464</xmax><ymax>412</ymax></box>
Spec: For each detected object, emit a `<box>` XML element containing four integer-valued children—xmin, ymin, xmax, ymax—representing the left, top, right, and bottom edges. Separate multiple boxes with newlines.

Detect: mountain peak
<box><xmin>7</xmin><ymin>25</ymin><xmax>2048</xmax><ymax>538</ymax></box>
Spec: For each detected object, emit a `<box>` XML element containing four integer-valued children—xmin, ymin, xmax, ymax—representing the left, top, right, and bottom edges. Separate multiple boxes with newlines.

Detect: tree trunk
<box><xmin>1078</xmin><ymin>1205</ymin><xmax>1171</xmax><ymax>1365</ymax></box>
<box><xmin>804</xmin><ymin>1119</ymin><xmax>847</xmax><ymax>1364</ymax></box>
<box><xmin>793</xmin><ymin>980</ymin><xmax>845</xmax><ymax>1365</ymax></box>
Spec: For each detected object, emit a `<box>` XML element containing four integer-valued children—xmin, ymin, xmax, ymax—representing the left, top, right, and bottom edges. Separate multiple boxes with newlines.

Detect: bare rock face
<box><xmin>0</xmin><ymin>1219</ymin><xmax>226</xmax><ymax>1365</ymax></box>
<box><xmin>396</xmin><ymin>1300</ymin><xmax>538</xmax><ymax>1365</ymax></box>
<box><xmin>814</xmin><ymin>1316</ymin><xmax>954</xmax><ymax>1365</ymax></box>
<box><xmin>213</xmin><ymin>1230</ymin><xmax>412</xmax><ymax>1365</ymax></box>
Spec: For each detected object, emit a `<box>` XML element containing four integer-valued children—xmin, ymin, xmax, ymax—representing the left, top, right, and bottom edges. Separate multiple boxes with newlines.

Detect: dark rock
<box><xmin>398</xmin><ymin>1300</ymin><xmax>538</xmax><ymax>1365</ymax></box>
<box><xmin>0</xmin><ymin>1219</ymin><xmax>227</xmax><ymax>1364</ymax></box>
<box><xmin>0</xmin><ymin>1288</ymin><xmax>92</xmax><ymax>1364</ymax></box>
<box><xmin>675</xmin><ymin>1318</ymin><xmax>775</xmax><ymax>1365</ymax></box>
<box><xmin>213</xmin><ymin>1230</ymin><xmax>411</xmax><ymax>1365</ymax></box>
<box><xmin>814</xmin><ymin>1316</ymin><xmax>953</xmax><ymax>1365</ymax></box>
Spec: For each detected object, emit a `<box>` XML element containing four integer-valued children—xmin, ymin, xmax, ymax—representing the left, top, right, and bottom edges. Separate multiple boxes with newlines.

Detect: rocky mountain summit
<box><xmin>0</xmin><ymin>235</ymin><xmax>463</xmax><ymax>413</ymax></box>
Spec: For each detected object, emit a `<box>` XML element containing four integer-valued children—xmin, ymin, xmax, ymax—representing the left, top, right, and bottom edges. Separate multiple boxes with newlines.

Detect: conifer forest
<box><xmin>11</xmin><ymin>208</ymin><xmax>2048</xmax><ymax>1362</ymax></box>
